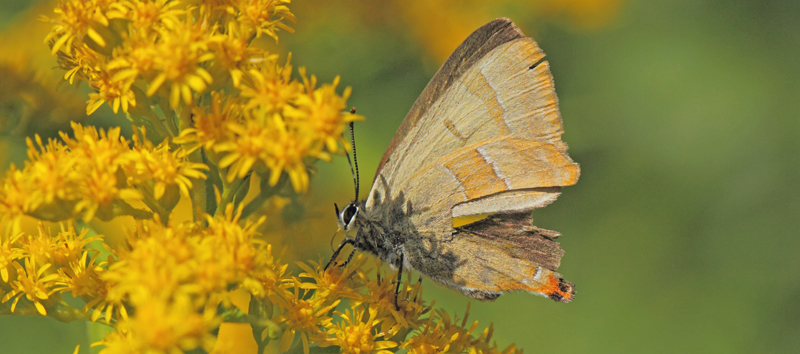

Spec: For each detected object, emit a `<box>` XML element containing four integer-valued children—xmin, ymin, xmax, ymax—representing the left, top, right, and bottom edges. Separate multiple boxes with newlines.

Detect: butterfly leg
<box><xmin>325</xmin><ymin>238</ymin><xmax>356</xmax><ymax>271</ymax></box>
<box><xmin>394</xmin><ymin>252</ymin><xmax>404</xmax><ymax>311</ymax></box>
<box><xmin>338</xmin><ymin>233</ymin><xmax>362</xmax><ymax>268</ymax></box>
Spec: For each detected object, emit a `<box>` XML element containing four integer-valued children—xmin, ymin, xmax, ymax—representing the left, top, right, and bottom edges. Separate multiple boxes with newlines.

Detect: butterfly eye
<box><xmin>340</xmin><ymin>203</ymin><xmax>359</xmax><ymax>230</ymax></box>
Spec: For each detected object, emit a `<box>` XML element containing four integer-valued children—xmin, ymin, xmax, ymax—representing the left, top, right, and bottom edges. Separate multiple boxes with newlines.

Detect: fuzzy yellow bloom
<box><xmin>0</xmin><ymin>232</ymin><xmax>22</xmax><ymax>282</ymax></box>
<box><xmin>116</xmin><ymin>294</ymin><xmax>219</xmax><ymax>354</ymax></box>
<box><xmin>127</xmin><ymin>132</ymin><xmax>208</xmax><ymax>200</ymax></box>
<box><xmin>175</xmin><ymin>91</ymin><xmax>242</xmax><ymax>159</ymax></box>
<box><xmin>54</xmin><ymin>249</ymin><xmax>105</xmax><ymax>299</ymax></box>
<box><xmin>321</xmin><ymin>307</ymin><xmax>398</xmax><ymax>354</ymax></box>
<box><xmin>297</xmin><ymin>255</ymin><xmax>368</xmax><ymax>301</ymax></box>
<box><xmin>2</xmin><ymin>257</ymin><xmax>59</xmax><ymax>315</ymax></box>
<box><xmin>0</xmin><ymin>122</ymin><xmax>208</xmax><ymax>223</ymax></box>
<box><xmin>349</xmin><ymin>266</ymin><xmax>433</xmax><ymax>337</ymax></box>
<box><xmin>44</xmin><ymin>0</ymin><xmax>110</xmax><ymax>55</ymax></box>
<box><xmin>275</xmin><ymin>279</ymin><xmax>341</xmax><ymax>354</ymax></box>
<box><xmin>0</xmin><ymin>1</ymin><xmax>531</xmax><ymax>353</ymax></box>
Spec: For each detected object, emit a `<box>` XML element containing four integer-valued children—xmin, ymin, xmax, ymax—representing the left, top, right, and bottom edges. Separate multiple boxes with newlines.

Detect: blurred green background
<box><xmin>1</xmin><ymin>0</ymin><xmax>799</xmax><ymax>353</ymax></box>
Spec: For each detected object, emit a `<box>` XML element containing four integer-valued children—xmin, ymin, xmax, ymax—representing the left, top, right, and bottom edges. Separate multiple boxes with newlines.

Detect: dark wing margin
<box><xmin>456</xmin><ymin>212</ymin><xmax>565</xmax><ymax>271</ymax></box>
<box><xmin>373</xmin><ymin>18</ymin><xmax>527</xmax><ymax>183</ymax></box>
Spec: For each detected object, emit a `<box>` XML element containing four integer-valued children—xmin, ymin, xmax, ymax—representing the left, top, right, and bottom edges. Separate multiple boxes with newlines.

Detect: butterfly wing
<box><xmin>365</xmin><ymin>18</ymin><xmax>579</xmax><ymax>300</ymax></box>
<box><xmin>403</xmin><ymin>213</ymin><xmax>575</xmax><ymax>301</ymax></box>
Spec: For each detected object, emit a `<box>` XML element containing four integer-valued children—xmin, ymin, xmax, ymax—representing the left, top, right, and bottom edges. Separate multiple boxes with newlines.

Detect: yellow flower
<box><xmin>115</xmin><ymin>294</ymin><xmax>219</xmax><ymax>353</ymax></box>
<box><xmin>233</xmin><ymin>0</ymin><xmax>296</xmax><ymax>41</ymax></box>
<box><xmin>175</xmin><ymin>91</ymin><xmax>242</xmax><ymax>159</ymax></box>
<box><xmin>106</xmin><ymin>0</ymin><xmax>182</xmax><ymax>30</ymax></box>
<box><xmin>239</xmin><ymin>56</ymin><xmax>301</xmax><ymax>115</ymax></box>
<box><xmin>84</xmin><ymin>276</ymin><xmax>128</xmax><ymax>324</ymax></box>
<box><xmin>143</xmin><ymin>17</ymin><xmax>215</xmax><ymax>108</ymax></box>
<box><xmin>2</xmin><ymin>257</ymin><xmax>60</xmax><ymax>315</ymax></box>
<box><xmin>208</xmin><ymin>22</ymin><xmax>273</xmax><ymax>87</ymax></box>
<box><xmin>58</xmin><ymin>124</ymin><xmax>142</xmax><ymax>221</ymax></box>
<box><xmin>403</xmin><ymin>305</ymin><xmax>482</xmax><ymax>354</ymax></box>
<box><xmin>350</xmin><ymin>266</ymin><xmax>432</xmax><ymax>337</ymax></box>
<box><xmin>50</xmin><ymin>222</ymin><xmax>102</xmax><ymax>268</ymax></box>
<box><xmin>321</xmin><ymin>307</ymin><xmax>398</xmax><ymax>354</ymax></box>
<box><xmin>275</xmin><ymin>279</ymin><xmax>341</xmax><ymax>354</ymax></box>
<box><xmin>54</xmin><ymin>249</ymin><xmax>105</xmax><ymax>299</ymax></box>
<box><xmin>127</xmin><ymin>133</ymin><xmax>209</xmax><ymax>200</ymax></box>
<box><xmin>289</xmin><ymin>72</ymin><xmax>364</xmax><ymax>154</ymax></box>
<box><xmin>16</xmin><ymin>223</ymin><xmax>59</xmax><ymax>268</ymax></box>
<box><xmin>93</xmin><ymin>329</ymin><xmax>136</xmax><ymax>354</ymax></box>
<box><xmin>297</xmin><ymin>254</ymin><xmax>368</xmax><ymax>302</ymax></box>
<box><xmin>86</xmin><ymin>65</ymin><xmax>137</xmax><ymax>115</ymax></box>
<box><xmin>0</xmin><ymin>0</ymin><xmax>528</xmax><ymax>353</ymax></box>
<box><xmin>0</xmin><ymin>231</ymin><xmax>23</xmax><ymax>283</ymax></box>
<box><xmin>44</xmin><ymin>0</ymin><xmax>111</xmax><ymax>55</ymax></box>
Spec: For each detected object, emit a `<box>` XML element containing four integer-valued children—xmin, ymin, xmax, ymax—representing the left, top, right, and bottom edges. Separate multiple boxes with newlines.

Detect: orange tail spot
<box><xmin>541</xmin><ymin>274</ymin><xmax>575</xmax><ymax>303</ymax></box>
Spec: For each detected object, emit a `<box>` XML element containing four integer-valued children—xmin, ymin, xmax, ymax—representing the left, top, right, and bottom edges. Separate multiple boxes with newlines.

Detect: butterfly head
<box><xmin>334</xmin><ymin>202</ymin><xmax>360</xmax><ymax>231</ymax></box>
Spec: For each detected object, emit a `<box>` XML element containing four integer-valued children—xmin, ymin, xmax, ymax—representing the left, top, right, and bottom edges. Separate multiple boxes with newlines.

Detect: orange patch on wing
<box><xmin>493</xmin><ymin>267</ymin><xmax>575</xmax><ymax>303</ymax></box>
<box><xmin>538</xmin><ymin>273</ymin><xmax>575</xmax><ymax>303</ymax></box>
<box><xmin>444</xmin><ymin>148</ymin><xmax>507</xmax><ymax>199</ymax></box>
<box><xmin>466</xmin><ymin>70</ymin><xmax>512</xmax><ymax>135</ymax></box>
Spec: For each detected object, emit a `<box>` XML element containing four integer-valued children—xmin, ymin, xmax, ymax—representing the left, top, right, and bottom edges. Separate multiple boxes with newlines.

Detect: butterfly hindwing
<box><xmin>403</xmin><ymin>212</ymin><xmax>575</xmax><ymax>301</ymax></box>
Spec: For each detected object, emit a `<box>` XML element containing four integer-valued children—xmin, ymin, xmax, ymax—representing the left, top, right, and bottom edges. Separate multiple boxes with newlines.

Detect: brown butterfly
<box><xmin>327</xmin><ymin>18</ymin><xmax>580</xmax><ymax>309</ymax></box>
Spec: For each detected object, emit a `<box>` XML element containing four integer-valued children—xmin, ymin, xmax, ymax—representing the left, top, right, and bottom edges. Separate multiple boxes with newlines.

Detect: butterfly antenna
<box><xmin>346</xmin><ymin>108</ymin><xmax>360</xmax><ymax>201</ymax></box>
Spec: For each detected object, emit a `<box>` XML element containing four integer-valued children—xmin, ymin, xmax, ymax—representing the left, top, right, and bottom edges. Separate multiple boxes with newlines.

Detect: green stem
<box><xmin>216</xmin><ymin>175</ymin><xmax>247</xmax><ymax>216</ymax></box>
<box><xmin>138</xmin><ymin>185</ymin><xmax>170</xmax><ymax>223</ymax></box>
<box><xmin>158</xmin><ymin>99</ymin><xmax>179</xmax><ymax>137</ymax></box>
<box><xmin>187</xmin><ymin>148</ymin><xmax>208</xmax><ymax>222</ymax></box>
<box><xmin>240</xmin><ymin>174</ymin><xmax>288</xmax><ymax>220</ymax></box>
<box><xmin>133</xmin><ymin>113</ymin><xmax>169</xmax><ymax>141</ymax></box>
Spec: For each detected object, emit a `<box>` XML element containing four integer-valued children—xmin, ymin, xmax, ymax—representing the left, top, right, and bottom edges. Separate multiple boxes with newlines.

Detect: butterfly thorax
<box><xmin>351</xmin><ymin>197</ymin><xmax>416</xmax><ymax>269</ymax></box>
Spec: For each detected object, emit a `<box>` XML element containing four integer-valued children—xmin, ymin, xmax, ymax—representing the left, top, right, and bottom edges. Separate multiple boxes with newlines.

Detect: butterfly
<box><xmin>326</xmin><ymin>18</ymin><xmax>580</xmax><ymax>309</ymax></box>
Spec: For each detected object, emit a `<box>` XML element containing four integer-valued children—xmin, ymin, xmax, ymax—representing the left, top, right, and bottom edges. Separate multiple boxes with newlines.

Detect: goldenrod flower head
<box><xmin>297</xmin><ymin>255</ymin><xmax>368</xmax><ymax>302</ymax></box>
<box><xmin>144</xmin><ymin>17</ymin><xmax>215</xmax><ymax>108</ymax></box>
<box><xmin>349</xmin><ymin>266</ymin><xmax>432</xmax><ymax>337</ymax></box>
<box><xmin>86</xmin><ymin>63</ymin><xmax>137</xmax><ymax>114</ymax></box>
<box><xmin>0</xmin><ymin>124</ymin><xmax>136</xmax><ymax>222</ymax></box>
<box><xmin>211</xmin><ymin>57</ymin><xmax>363</xmax><ymax>192</ymax></box>
<box><xmin>115</xmin><ymin>294</ymin><xmax>219</xmax><ymax>353</ymax></box>
<box><xmin>128</xmin><ymin>132</ymin><xmax>209</xmax><ymax>200</ymax></box>
<box><xmin>17</xmin><ymin>223</ymin><xmax>59</xmax><ymax>267</ymax></box>
<box><xmin>276</xmin><ymin>279</ymin><xmax>341</xmax><ymax>354</ymax></box>
<box><xmin>106</xmin><ymin>0</ymin><xmax>182</xmax><ymax>30</ymax></box>
<box><xmin>0</xmin><ymin>232</ymin><xmax>23</xmax><ymax>283</ymax></box>
<box><xmin>209</xmin><ymin>22</ymin><xmax>272</xmax><ymax>87</ymax></box>
<box><xmin>175</xmin><ymin>91</ymin><xmax>243</xmax><ymax>160</ymax></box>
<box><xmin>321</xmin><ymin>307</ymin><xmax>398</xmax><ymax>354</ymax></box>
<box><xmin>233</xmin><ymin>0</ymin><xmax>296</xmax><ymax>41</ymax></box>
<box><xmin>0</xmin><ymin>122</ymin><xmax>210</xmax><ymax>223</ymax></box>
<box><xmin>0</xmin><ymin>2</ymin><xmax>528</xmax><ymax>353</ymax></box>
<box><xmin>289</xmin><ymin>71</ymin><xmax>363</xmax><ymax>154</ymax></box>
<box><xmin>44</xmin><ymin>0</ymin><xmax>111</xmax><ymax>55</ymax></box>
<box><xmin>2</xmin><ymin>257</ymin><xmax>59</xmax><ymax>315</ymax></box>
<box><xmin>0</xmin><ymin>221</ymin><xmax>106</xmax><ymax>319</ymax></box>
<box><xmin>93</xmin><ymin>329</ymin><xmax>136</xmax><ymax>354</ymax></box>
<box><xmin>54</xmin><ymin>249</ymin><xmax>105</xmax><ymax>299</ymax></box>
<box><xmin>50</xmin><ymin>222</ymin><xmax>101</xmax><ymax>267</ymax></box>
<box><xmin>240</xmin><ymin>55</ymin><xmax>301</xmax><ymax>114</ymax></box>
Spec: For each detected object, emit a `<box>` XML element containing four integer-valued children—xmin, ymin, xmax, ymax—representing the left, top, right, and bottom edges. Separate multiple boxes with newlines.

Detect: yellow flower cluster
<box><xmin>0</xmin><ymin>222</ymin><xmax>100</xmax><ymax>317</ymax></box>
<box><xmin>93</xmin><ymin>206</ymin><xmax>278</xmax><ymax>353</ymax></box>
<box><xmin>0</xmin><ymin>206</ymin><xmax>520</xmax><ymax>354</ymax></box>
<box><xmin>44</xmin><ymin>0</ymin><xmax>359</xmax><ymax>194</ymax></box>
<box><xmin>179</xmin><ymin>61</ymin><xmax>361</xmax><ymax>193</ymax></box>
<box><xmin>0</xmin><ymin>122</ymin><xmax>205</xmax><ymax>224</ymax></box>
<box><xmin>0</xmin><ymin>0</ymin><xmax>525</xmax><ymax>353</ymax></box>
